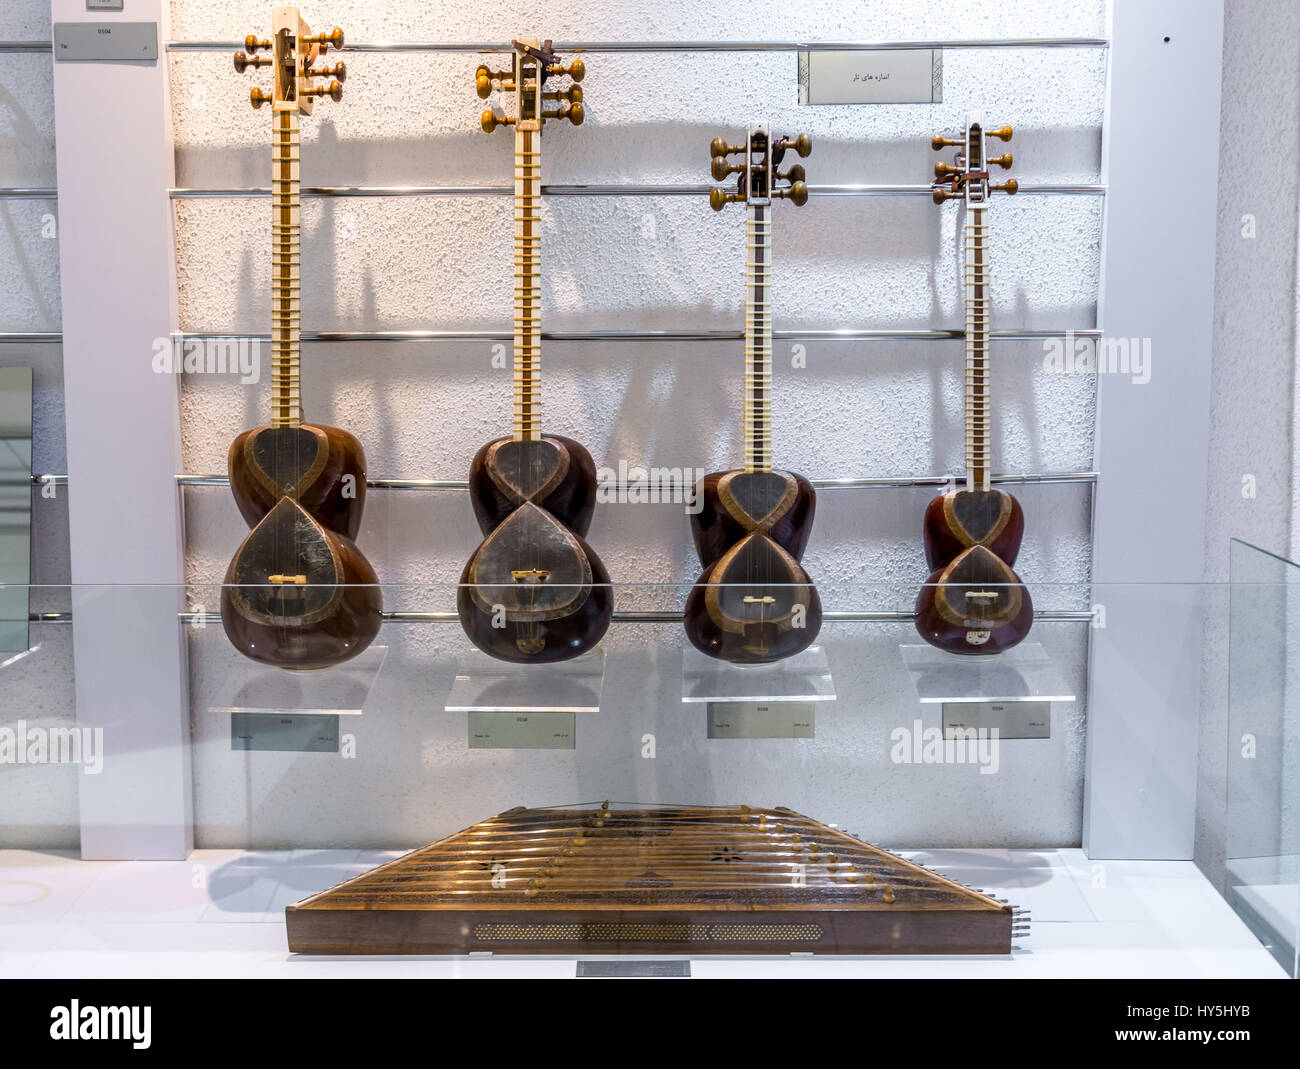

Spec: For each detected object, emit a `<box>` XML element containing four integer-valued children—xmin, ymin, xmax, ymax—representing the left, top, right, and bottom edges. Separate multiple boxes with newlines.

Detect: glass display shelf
<box><xmin>444</xmin><ymin>647</ymin><xmax>606</xmax><ymax>713</ymax></box>
<box><xmin>899</xmin><ymin>641</ymin><xmax>1076</xmax><ymax>704</ymax></box>
<box><xmin>681</xmin><ymin>643</ymin><xmax>835</xmax><ymax>703</ymax></box>
<box><xmin>207</xmin><ymin>644</ymin><xmax>389</xmax><ymax>717</ymax></box>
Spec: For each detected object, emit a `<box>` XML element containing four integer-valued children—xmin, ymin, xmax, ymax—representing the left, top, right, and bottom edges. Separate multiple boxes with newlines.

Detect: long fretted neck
<box><xmin>963</xmin><ymin>205</ymin><xmax>990</xmax><ymax>491</ymax></box>
<box><xmin>513</xmin><ymin>119</ymin><xmax>542</xmax><ymax>442</ymax></box>
<box><xmin>270</xmin><ymin>107</ymin><xmax>302</xmax><ymax>429</ymax></box>
<box><xmin>743</xmin><ymin>203</ymin><xmax>773</xmax><ymax>473</ymax></box>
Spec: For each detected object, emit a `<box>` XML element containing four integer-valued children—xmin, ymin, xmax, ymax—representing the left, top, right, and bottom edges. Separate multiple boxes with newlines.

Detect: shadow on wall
<box><xmin>178</xmin><ymin>117</ymin><xmax>1098</xmax><ymax>488</ymax></box>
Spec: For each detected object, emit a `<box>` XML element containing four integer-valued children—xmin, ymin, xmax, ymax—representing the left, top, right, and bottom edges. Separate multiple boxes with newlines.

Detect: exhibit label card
<box><xmin>231</xmin><ymin>713</ymin><xmax>340</xmax><ymax>753</ymax></box>
<box><xmin>53</xmin><ymin>22</ymin><xmax>158</xmax><ymax>62</ymax></box>
<box><xmin>799</xmin><ymin>49</ymin><xmax>942</xmax><ymax>105</ymax></box>
<box><xmin>942</xmin><ymin>700</ymin><xmax>1051</xmax><ymax>741</ymax></box>
<box><xmin>707</xmin><ymin>701</ymin><xmax>815</xmax><ymax>739</ymax></box>
<box><xmin>468</xmin><ymin>711</ymin><xmax>576</xmax><ymax>749</ymax></box>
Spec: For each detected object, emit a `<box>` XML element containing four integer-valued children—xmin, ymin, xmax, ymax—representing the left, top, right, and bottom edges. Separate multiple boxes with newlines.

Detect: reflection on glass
<box><xmin>0</xmin><ymin>368</ymin><xmax>32</xmax><ymax>653</ymax></box>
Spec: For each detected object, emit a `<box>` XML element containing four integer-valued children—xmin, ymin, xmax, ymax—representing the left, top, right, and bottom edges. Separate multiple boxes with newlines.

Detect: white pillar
<box><xmin>51</xmin><ymin>0</ymin><xmax>191</xmax><ymax>859</ymax></box>
<box><xmin>1084</xmin><ymin>0</ymin><xmax>1224</xmax><ymax>859</ymax></box>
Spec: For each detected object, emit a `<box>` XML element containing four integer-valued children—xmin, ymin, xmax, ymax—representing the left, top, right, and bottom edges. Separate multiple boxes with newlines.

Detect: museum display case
<box><xmin>0</xmin><ymin>0</ymin><xmax>1296</xmax><ymax>986</ymax></box>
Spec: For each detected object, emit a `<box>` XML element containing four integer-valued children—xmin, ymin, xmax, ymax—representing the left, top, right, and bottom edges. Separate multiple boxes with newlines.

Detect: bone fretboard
<box><xmin>744</xmin><ymin>204</ymin><xmax>773</xmax><ymax>474</ymax></box>
<box><xmin>964</xmin><ymin>206</ymin><xmax>990</xmax><ymax>491</ymax></box>
<box><xmin>269</xmin><ymin>106</ymin><xmax>302</xmax><ymax>429</ymax></box>
<box><xmin>513</xmin><ymin>120</ymin><xmax>542</xmax><ymax>442</ymax></box>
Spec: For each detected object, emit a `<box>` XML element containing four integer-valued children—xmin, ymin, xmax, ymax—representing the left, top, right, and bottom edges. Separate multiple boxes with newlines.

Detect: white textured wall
<box><xmin>170</xmin><ymin>0</ymin><xmax>1104</xmax><ymax>849</ymax></box>
<box><xmin>1197</xmin><ymin>0</ymin><xmax>1300</xmax><ymax>890</ymax></box>
<box><xmin>0</xmin><ymin>1</ymin><xmax>76</xmax><ymax>849</ymax></box>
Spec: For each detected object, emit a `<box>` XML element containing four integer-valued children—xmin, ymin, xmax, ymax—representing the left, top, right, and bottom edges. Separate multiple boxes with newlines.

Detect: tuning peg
<box><xmin>302</xmin><ymin>27</ymin><xmax>345</xmax><ymax>53</ymax></box>
<box><xmin>244</xmin><ymin>35</ymin><xmax>271</xmax><ymax>53</ymax></box>
<box><xmin>233</xmin><ymin>51</ymin><xmax>271</xmax><ymax>73</ymax></box>
<box><xmin>987</xmin><ymin>124</ymin><xmax>1013</xmax><ymax>142</ymax></box>
<box><xmin>709</xmin><ymin>188</ymin><xmax>743</xmax><ymax>211</ymax></box>
<box><xmin>775</xmin><ymin>180</ymin><xmax>809</xmax><ymax>206</ymax></box>
<box><xmin>710</xmin><ymin>157</ymin><xmax>743</xmax><ymax>181</ymax></box>
<box><xmin>989</xmin><ymin>152</ymin><xmax>1012</xmax><ymax>169</ymax></box>
<box><xmin>480</xmin><ymin>109</ymin><xmax>515</xmax><ymax>133</ymax></box>
<box><xmin>544</xmin><ymin>102</ymin><xmax>584</xmax><ymax>126</ymax></box>
<box><xmin>548</xmin><ymin>57</ymin><xmax>585</xmax><ymax>82</ymax></box>
<box><xmin>710</xmin><ymin>137</ymin><xmax>745</xmax><ymax>158</ymax></box>
<box><xmin>779</xmin><ymin>163</ymin><xmax>806</xmax><ymax>184</ymax></box>
<box><xmin>778</xmin><ymin>132</ymin><xmax>811</xmax><ymax>158</ymax></box>
<box><xmin>250</xmin><ymin>87</ymin><xmax>272</xmax><ymax>109</ymax></box>
<box><xmin>994</xmin><ymin>178</ymin><xmax>1019</xmax><ymax>194</ymax></box>
<box><xmin>934</xmin><ymin>161</ymin><xmax>962</xmax><ymax>178</ymax></box>
<box><xmin>931</xmin><ymin>134</ymin><xmax>961</xmax><ymax>151</ymax></box>
<box><xmin>308</xmin><ymin>61</ymin><xmax>346</xmax><ymax>83</ymax></box>
<box><xmin>544</xmin><ymin>85</ymin><xmax>583</xmax><ymax>105</ymax></box>
<box><xmin>475</xmin><ymin>64</ymin><xmax>512</xmax><ymax>99</ymax></box>
<box><xmin>303</xmin><ymin>80</ymin><xmax>343</xmax><ymax>102</ymax></box>
<box><xmin>932</xmin><ymin>185</ymin><xmax>956</xmax><ymax>204</ymax></box>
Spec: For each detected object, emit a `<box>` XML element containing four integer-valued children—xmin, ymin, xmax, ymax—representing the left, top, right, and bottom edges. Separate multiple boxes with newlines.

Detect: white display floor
<box><xmin>0</xmin><ymin>847</ymin><xmax>1286</xmax><ymax>979</ymax></box>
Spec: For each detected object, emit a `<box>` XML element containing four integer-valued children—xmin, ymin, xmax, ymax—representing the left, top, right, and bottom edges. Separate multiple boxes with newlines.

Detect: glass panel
<box><xmin>0</xmin><ymin>577</ymin><xmax>1286</xmax><ymax>974</ymax></box>
<box><xmin>1227</xmin><ymin>538</ymin><xmax>1300</xmax><ymax>977</ymax></box>
<box><xmin>0</xmin><ymin>366</ymin><xmax>32</xmax><ymax>652</ymax></box>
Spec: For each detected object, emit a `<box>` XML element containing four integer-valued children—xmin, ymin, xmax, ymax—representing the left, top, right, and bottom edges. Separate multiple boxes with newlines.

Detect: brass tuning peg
<box><xmin>709</xmin><ymin>188</ymin><xmax>743</xmax><ymax>211</ymax></box>
<box><xmin>775</xmin><ymin>180</ymin><xmax>808</xmax><ymax>206</ymax></box>
<box><xmin>989</xmin><ymin>152</ymin><xmax>1012</xmax><ymax>169</ymax></box>
<box><xmin>475</xmin><ymin>65</ymin><xmax>512</xmax><ymax>99</ymax></box>
<box><xmin>308</xmin><ymin>61</ymin><xmax>347</xmax><ymax>82</ymax></box>
<box><xmin>233</xmin><ymin>51</ymin><xmax>271</xmax><ymax>73</ymax></box>
<box><xmin>994</xmin><ymin>178</ymin><xmax>1019</xmax><ymax>195</ymax></box>
<box><xmin>779</xmin><ymin>132</ymin><xmax>811</xmax><ymax>158</ymax></box>
<box><xmin>780</xmin><ymin>164</ymin><xmax>806</xmax><ymax>184</ymax></box>
<box><xmin>244</xmin><ymin>35</ymin><xmax>271</xmax><ymax>53</ymax></box>
<box><xmin>480</xmin><ymin>109</ymin><xmax>515</xmax><ymax>134</ymax></box>
<box><xmin>303</xmin><ymin>80</ymin><xmax>344</xmax><ymax>102</ymax></box>
<box><xmin>934</xmin><ymin>161</ymin><xmax>962</xmax><ymax>178</ymax></box>
<box><xmin>302</xmin><ymin>27</ymin><xmax>345</xmax><ymax>53</ymax></box>
<box><xmin>987</xmin><ymin>124</ymin><xmax>1013</xmax><ymax>142</ymax></box>
<box><xmin>931</xmin><ymin>134</ymin><xmax>961</xmax><ymax>150</ymax></box>
<box><xmin>543</xmin><ymin>101</ymin><xmax>585</xmax><ymax>125</ymax></box>
<box><xmin>711</xmin><ymin>157</ymin><xmax>743</xmax><ymax>181</ymax></box>
<box><xmin>544</xmin><ymin>85</ymin><xmax>583</xmax><ymax>104</ymax></box>
<box><xmin>250</xmin><ymin>87</ymin><xmax>272</xmax><ymax>109</ymax></box>
<box><xmin>710</xmin><ymin>137</ymin><xmax>744</xmax><ymax>158</ymax></box>
<box><xmin>548</xmin><ymin>57</ymin><xmax>585</xmax><ymax>82</ymax></box>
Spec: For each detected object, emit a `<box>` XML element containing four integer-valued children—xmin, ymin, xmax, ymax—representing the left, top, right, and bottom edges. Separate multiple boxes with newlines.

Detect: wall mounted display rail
<box><xmin>169</xmin><ymin>184</ymin><xmax>1104</xmax><ymax>199</ymax></box>
<box><xmin>31</xmin><ymin>471</ymin><xmax>1096</xmax><ymax>491</ymax></box>
<box><xmin>166</xmin><ymin>37</ymin><xmax>1108</xmax><ymax>54</ymax></box>
<box><xmin>174</xmin><ymin>608</ymin><xmax>1095</xmax><ymax>626</ymax></box>
<box><xmin>0</xmin><ymin>333</ymin><xmax>61</xmax><ymax>343</ymax></box>
<box><xmin>30</xmin><ymin>608</ymin><xmax>1097</xmax><ymax>626</ymax></box>
<box><xmin>168</xmin><ymin>471</ymin><xmax>1097</xmax><ymax>491</ymax></box>
<box><xmin>0</xmin><ymin>42</ymin><xmax>52</xmax><ymax>54</ymax></box>
<box><xmin>0</xmin><ymin>188</ymin><xmax>56</xmax><ymax>200</ymax></box>
<box><xmin>175</xmin><ymin>328</ymin><xmax>1100</xmax><ymax>344</ymax></box>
